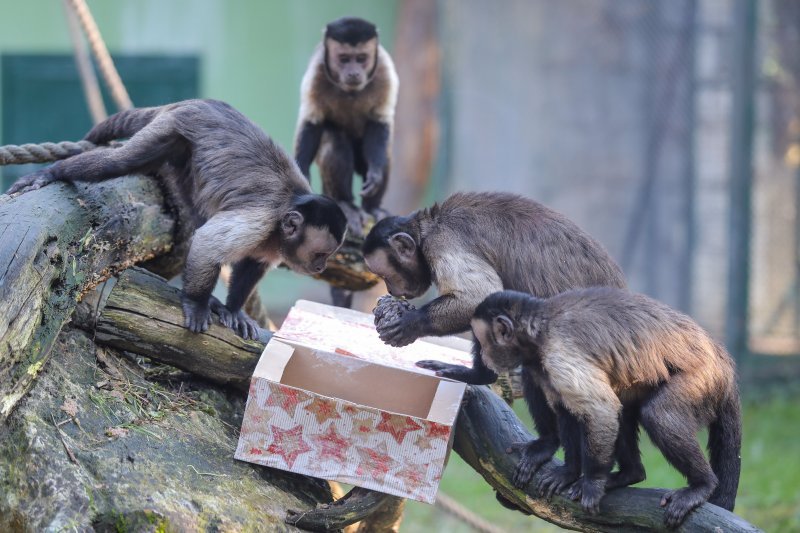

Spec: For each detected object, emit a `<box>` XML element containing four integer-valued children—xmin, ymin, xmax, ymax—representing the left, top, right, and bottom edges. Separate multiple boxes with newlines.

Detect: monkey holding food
<box><xmin>294</xmin><ymin>16</ymin><xmax>399</xmax><ymax>234</ymax></box>
<box><xmin>471</xmin><ymin>288</ymin><xmax>742</xmax><ymax>527</ymax></box>
<box><xmin>363</xmin><ymin>191</ymin><xmax>644</xmax><ymax>503</ymax></box>
<box><xmin>8</xmin><ymin>99</ymin><xmax>347</xmax><ymax>340</ymax></box>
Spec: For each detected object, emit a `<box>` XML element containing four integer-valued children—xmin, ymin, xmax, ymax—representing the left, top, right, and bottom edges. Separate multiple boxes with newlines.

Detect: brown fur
<box><xmin>363</xmin><ymin>191</ymin><xmax>633</xmax><ymax>506</ymax></box>
<box><xmin>8</xmin><ymin>99</ymin><xmax>347</xmax><ymax>339</ymax></box>
<box><xmin>473</xmin><ymin>288</ymin><xmax>742</xmax><ymax>526</ymax></box>
<box><xmin>295</xmin><ymin>31</ymin><xmax>398</xmax><ymax>222</ymax></box>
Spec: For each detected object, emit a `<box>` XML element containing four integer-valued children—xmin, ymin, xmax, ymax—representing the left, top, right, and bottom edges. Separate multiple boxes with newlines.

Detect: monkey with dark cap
<box><xmin>294</xmin><ymin>16</ymin><xmax>398</xmax><ymax>234</ymax></box>
<box><xmin>471</xmin><ymin>288</ymin><xmax>741</xmax><ymax>527</ymax></box>
<box><xmin>362</xmin><ymin>191</ymin><xmax>644</xmax><ymax>508</ymax></box>
<box><xmin>8</xmin><ymin>99</ymin><xmax>347</xmax><ymax>340</ymax></box>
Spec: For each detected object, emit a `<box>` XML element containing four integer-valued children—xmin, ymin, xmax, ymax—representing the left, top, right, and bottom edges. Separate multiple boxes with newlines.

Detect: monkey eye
<box><xmin>315</xmin><ymin>252</ymin><xmax>328</xmax><ymax>260</ymax></box>
<box><xmin>356</xmin><ymin>54</ymin><xmax>368</xmax><ymax>64</ymax></box>
<box><xmin>339</xmin><ymin>55</ymin><xmax>351</xmax><ymax>64</ymax></box>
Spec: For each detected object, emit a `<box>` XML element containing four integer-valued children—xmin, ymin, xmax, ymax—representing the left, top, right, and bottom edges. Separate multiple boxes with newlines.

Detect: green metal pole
<box><xmin>725</xmin><ymin>0</ymin><xmax>757</xmax><ymax>361</ymax></box>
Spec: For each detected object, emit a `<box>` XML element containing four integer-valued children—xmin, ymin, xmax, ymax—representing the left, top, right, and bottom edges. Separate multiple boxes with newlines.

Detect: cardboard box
<box><xmin>235</xmin><ymin>300</ymin><xmax>471</xmax><ymax>503</ymax></box>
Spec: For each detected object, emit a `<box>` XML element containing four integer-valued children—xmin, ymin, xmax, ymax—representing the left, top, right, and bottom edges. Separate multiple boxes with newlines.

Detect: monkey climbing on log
<box><xmin>7</xmin><ymin>99</ymin><xmax>347</xmax><ymax>340</ymax></box>
<box><xmin>471</xmin><ymin>288</ymin><xmax>742</xmax><ymax>528</ymax></box>
<box><xmin>362</xmin><ymin>191</ymin><xmax>645</xmax><ymax>509</ymax></box>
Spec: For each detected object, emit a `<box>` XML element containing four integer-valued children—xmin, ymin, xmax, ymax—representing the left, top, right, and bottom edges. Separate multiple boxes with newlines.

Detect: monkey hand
<box><xmin>6</xmin><ymin>169</ymin><xmax>56</xmax><ymax>195</ymax></box>
<box><xmin>208</xmin><ymin>298</ymin><xmax>261</xmax><ymax>340</ymax></box>
<box><xmin>360</xmin><ymin>168</ymin><xmax>384</xmax><ymax>199</ymax></box>
<box><xmin>534</xmin><ymin>463</ymin><xmax>581</xmax><ymax>501</ymax></box>
<box><xmin>225</xmin><ymin>310</ymin><xmax>261</xmax><ymax>341</ymax></box>
<box><xmin>181</xmin><ymin>295</ymin><xmax>213</xmax><ymax>333</ymax></box>
<box><xmin>373</xmin><ymin>295</ymin><xmax>415</xmax><ymax>325</ymax></box>
<box><xmin>415</xmin><ymin>360</ymin><xmax>498</xmax><ymax>384</ymax></box>
<box><xmin>506</xmin><ymin>438</ymin><xmax>560</xmax><ymax>488</ymax></box>
<box><xmin>375</xmin><ymin>308</ymin><xmax>426</xmax><ymax>347</ymax></box>
<box><xmin>567</xmin><ymin>477</ymin><xmax>605</xmax><ymax>515</ymax></box>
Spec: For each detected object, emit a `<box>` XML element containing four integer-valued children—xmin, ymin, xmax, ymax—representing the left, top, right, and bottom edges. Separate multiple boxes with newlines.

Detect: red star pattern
<box><xmin>303</xmin><ymin>397</ymin><xmax>342</xmax><ymax>424</ymax></box>
<box><xmin>267</xmin><ymin>424</ymin><xmax>312</xmax><ymax>468</ymax></box>
<box><xmin>423</xmin><ymin>421</ymin><xmax>451</xmax><ymax>440</ymax></box>
<box><xmin>415</xmin><ymin>433</ymin><xmax>434</xmax><ymax>452</ymax></box>
<box><xmin>394</xmin><ymin>461</ymin><xmax>429</xmax><ymax>491</ymax></box>
<box><xmin>355</xmin><ymin>441</ymin><xmax>400</xmax><ymax>482</ymax></box>
<box><xmin>265</xmin><ymin>385</ymin><xmax>310</xmax><ymax>413</ymax></box>
<box><xmin>353</xmin><ymin>415</ymin><xmax>378</xmax><ymax>438</ymax></box>
<box><xmin>376</xmin><ymin>412</ymin><xmax>422</xmax><ymax>445</ymax></box>
<box><xmin>310</xmin><ymin>424</ymin><xmax>350</xmax><ymax>463</ymax></box>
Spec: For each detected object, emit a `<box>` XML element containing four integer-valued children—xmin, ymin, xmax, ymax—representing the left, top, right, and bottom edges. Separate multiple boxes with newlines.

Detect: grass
<box><xmin>401</xmin><ymin>385</ymin><xmax>800</xmax><ymax>532</ymax></box>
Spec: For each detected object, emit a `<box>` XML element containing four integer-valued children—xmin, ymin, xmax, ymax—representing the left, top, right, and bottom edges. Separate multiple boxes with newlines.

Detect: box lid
<box><xmin>274</xmin><ymin>300</ymin><xmax>473</xmax><ymax>373</ymax></box>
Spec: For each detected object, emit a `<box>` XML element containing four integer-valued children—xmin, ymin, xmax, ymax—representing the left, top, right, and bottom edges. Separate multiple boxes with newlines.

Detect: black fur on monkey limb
<box><xmin>73</xmin><ymin>268</ymin><xmax>761</xmax><ymax>533</ymax></box>
<box><xmin>454</xmin><ymin>385</ymin><xmax>762</xmax><ymax>533</ymax></box>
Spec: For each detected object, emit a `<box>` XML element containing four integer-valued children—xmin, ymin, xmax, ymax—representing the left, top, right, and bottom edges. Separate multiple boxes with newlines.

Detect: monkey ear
<box><xmin>492</xmin><ymin>315</ymin><xmax>515</xmax><ymax>345</ymax></box>
<box><xmin>388</xmin><ymin>232</ymin><xmax>416</xmax><ymax>261</ymax></box>
<box><xmin>281</xmin><ymin>211</ymin><xmax>305</xmax><ymax>240</ymax></box>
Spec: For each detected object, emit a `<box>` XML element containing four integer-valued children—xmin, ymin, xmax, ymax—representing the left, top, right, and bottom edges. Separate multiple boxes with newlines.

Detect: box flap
<box><xmin>275</xmin><ymin>300</ymin><xmax>473</xmax><ymax>373</ymax></box>
<box><xmin>253</xmin><ymin>339</ymin><xmax>295</xmax><ymax>381</ymax></box>
<box><xmin>427</xmin><ymin>380</ymin><xmax>467</xmax><ymax>425</ymax></box>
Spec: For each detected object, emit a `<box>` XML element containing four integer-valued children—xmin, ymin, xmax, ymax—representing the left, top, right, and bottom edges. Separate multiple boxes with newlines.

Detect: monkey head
<box><xmin>362</xmin><ymin>215</ymin><xmax>432</xmax><ymax>299</ymax></box>
<box><xmin>323</xmin><ymin>16</ymin><xmax>379</xmax><ymax>92</ymax></box>
<box><xmin>471</xmin><ymin>291</ymin><xmax>547</xmax><ymax>373</ymax></box>
<box><xmin>280</xmin><ymin>194</ymin><xmax>347</xmax><ymax>276</ymax></box>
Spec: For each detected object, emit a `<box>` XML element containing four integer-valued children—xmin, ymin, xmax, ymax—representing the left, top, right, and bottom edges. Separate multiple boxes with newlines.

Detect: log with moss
<box><xmin>74</xmin><ymin>267</ymin><xmax>762</xmax><ymax>532</ymax></box>
<box><xmin>0</xmin><ymin>175</ymin><xmax>376</xmax><ymax>424</ymax></box>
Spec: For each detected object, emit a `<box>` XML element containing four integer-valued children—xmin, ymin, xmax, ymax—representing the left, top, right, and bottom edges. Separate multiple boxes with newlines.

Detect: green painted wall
<box><xmin>0</xmin><ymin>0</ymin><xmax>397</xmax><ymax>150</ymax></box>
<box><xmin>0</xmin><ymin>0</ymin><xmax>398</xmax><ymax>316</ymax></box>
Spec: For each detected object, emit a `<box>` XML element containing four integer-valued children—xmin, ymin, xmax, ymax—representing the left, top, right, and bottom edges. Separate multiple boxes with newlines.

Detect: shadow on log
<box><xmin>74</xmin><ymin>267</ymin><xmax>762</xmax><ymax>533</ymax></box>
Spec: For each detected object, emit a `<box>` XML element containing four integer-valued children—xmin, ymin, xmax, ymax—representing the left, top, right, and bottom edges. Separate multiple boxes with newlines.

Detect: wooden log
<box><xmin>77</xmin><ymin>266</ymin><xmax>762</xmax><ymax>533</ymax></box>
<box><xmin>0</xmin><ymin>177</ymin><xmax>174</xmax><ymax>422</ymax></box>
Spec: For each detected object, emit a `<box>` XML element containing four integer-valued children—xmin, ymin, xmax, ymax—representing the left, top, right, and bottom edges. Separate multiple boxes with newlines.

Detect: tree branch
<box><xmin>74</xmin><ymin>267</ymin><xmax>762</xmax><ymax>532</ymax></box>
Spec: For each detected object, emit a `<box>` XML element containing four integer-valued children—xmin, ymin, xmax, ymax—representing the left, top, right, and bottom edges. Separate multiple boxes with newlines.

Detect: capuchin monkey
<box><xmin>7</xmin><ymin>99</ymin><xmax>347</xmax><ymax>340</ymax></box>
<box><xmin>472</xmin><ymin>289</ymin><xmax>742</xmax><ymax>528</ymax></box>
<box><xmin>362</xmin><ymin>191</ymin><xmax>642</xmax><ymax>508</ymax></box>
<box><xmin>294</xmin><ymin>16</ymin><xmax>399</xmax><ymax>234</ymax></box>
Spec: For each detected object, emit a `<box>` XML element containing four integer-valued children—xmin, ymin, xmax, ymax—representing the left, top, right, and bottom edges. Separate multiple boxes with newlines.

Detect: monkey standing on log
<box><xmin>294</xmin><ymin>16</ymin><xmax>398</xmax><ymax>233</ymax></box>
<box><xmin>294</xmin><ymin>16</ymin><xmax>398</xmax><ymax>308</ymax></box>
<box><xmin>471</xmin><ymin>288</ymin><xmax>742</xmax><ymax>527</ymax></box>
<box><xmin>7</xmin><ymin>99</ymin><xmax>347</xmax><ymax>340</ymax></box>
<box><xmin>363</xmin><ymin>191</ymin><xmax>645</xmax><ymax>506</ymax></box>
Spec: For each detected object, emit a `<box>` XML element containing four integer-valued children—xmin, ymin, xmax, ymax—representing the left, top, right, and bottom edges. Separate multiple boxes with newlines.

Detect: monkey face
<box><xmin>280</xmin><ymin>211</ymin><xmax>343</xmax><ymax>275</ymax></box>
<box><xmin>324</xmin><ymin>37</ymin><xmax>378</xmax><ymax>92</ymax></box>
<box><xmin>364</xmin><ymin>238</ymin><xmax>431</xmax><ymax>299</ymax></box>
<box><xmin>471</xmin><ymin>315</ymin><xmax>524</xmax><ymax>373</ymax></box>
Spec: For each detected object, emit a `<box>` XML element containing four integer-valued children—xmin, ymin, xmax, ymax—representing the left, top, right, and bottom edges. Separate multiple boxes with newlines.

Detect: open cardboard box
<box><xmin>234</xmin><ymin>300</ymin><xmax>471</xmax><ymax>503</ymax></box>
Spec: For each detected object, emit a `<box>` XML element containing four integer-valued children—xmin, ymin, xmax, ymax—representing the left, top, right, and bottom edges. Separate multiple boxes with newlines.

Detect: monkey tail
<box><xmin>83</xmin><ymin>106</ymin><xmax>163</xmax><ymax>144</ymax></box>
<box><xmin>707</xmin><ymin>389</ymin><xmax>742</xmax><ymax>511</ymax></box>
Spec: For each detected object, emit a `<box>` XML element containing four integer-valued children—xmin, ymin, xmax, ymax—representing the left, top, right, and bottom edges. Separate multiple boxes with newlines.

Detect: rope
<box><xmin>66</xmin><ymin>0</ymin><xmax>133</xmax><ymax>111</ymax></box>
<box><xmin>434</xmin><ymin>492</ymin><xmax>506</xmax><ymax>533</ymax></box>
<box><xmin>0</xmin><ymin>141</ymin><xmax>98</xmax><ymax>165</ymax></box>
<box><xmin>62</xmin><ymin>0</ymin><xmax>107</xmax><ymax>124</ymax></box>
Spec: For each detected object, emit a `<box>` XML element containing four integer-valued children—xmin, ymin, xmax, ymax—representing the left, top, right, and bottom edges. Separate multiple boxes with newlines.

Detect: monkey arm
<box><xmin>360</xmin><ymin>120</ymin><xmax>390</xmax><ymax>199</ymax></box>
<box><xmin>181</xmin><ymin>211</ymin><xmax>270</xmax><ymax>334</ymax></box>
<box><xmin>220</xmin><ymin>257</ymin><xmax>269</xmax><ymax>340</ymax></box>
<box><xmin>416</xmin><ymin>336</ymin><xmax>499</xmax><ymax>385</ymax></box>
<box><xmin>295</xmin><ymin>121</ymin><xmax>324</xmax><ymax>179</ymax></box>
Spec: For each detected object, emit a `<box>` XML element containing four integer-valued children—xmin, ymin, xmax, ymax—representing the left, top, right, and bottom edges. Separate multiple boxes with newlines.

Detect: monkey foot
<box><xmin>606</xmin><ymin>464</ymin><xmax>646</xmax><ymax>491</ymax></box>
<box><xmin>181</xmin><ymin>296</ymin><xmax>212</xmax><ymax>333</ymax></box>
<box><xmin>494</xmin><ymin>492</ymin><xmax>532</xmax><ymax>515</ymax></box>
<box><xmin>535</xmin><ymin>463</ymin><xmax>580</xmax><ymax>500</ymax></box>
<box><xmin>338</xmin><ymin>201</ymin><xmax>364</xmax><ymax>237</ymax></box>
<box><xmin>506</xmin><ymin>439</ymin><xmax>557</xmax><ymax>488</ymax></box>
<box><xmin>6</xmin><ymin>169</ymin><xmax>56</xmax><ymax>195</ymax></box>
<box><xmin>568</xmin><ymin>477</ymin><xmax>606</xmax><ymax>515</ymax></box>
<box><xmin>660</xmin><ymin>486</ymin><xmax>712</xmax><ymax>528</ymax></box>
